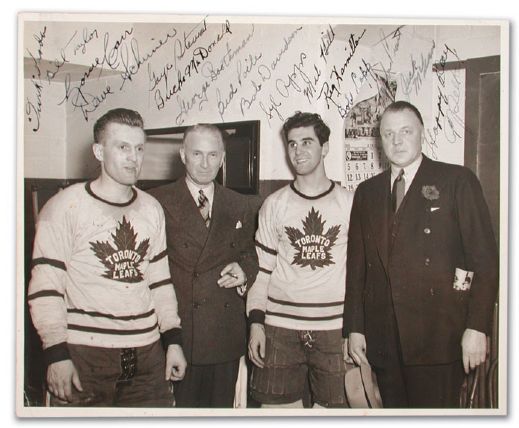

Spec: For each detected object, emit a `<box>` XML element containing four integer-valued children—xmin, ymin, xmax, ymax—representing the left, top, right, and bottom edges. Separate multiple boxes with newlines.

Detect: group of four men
<box><xmin>28</xmin><ymin>101</ymin><xmax>498</xmax><ymax>409</ymax></box>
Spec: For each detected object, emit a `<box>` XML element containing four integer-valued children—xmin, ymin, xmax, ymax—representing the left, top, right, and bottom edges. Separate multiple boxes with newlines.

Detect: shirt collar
<box><xmin>391</xmin><ymin>153</ymin><xmax>423</xmax><ymax>185</ymax></box>
<box><xmin>185</xmin><ymin>177</ymin><xmax>215</xmax><ymax>208</ymax></box>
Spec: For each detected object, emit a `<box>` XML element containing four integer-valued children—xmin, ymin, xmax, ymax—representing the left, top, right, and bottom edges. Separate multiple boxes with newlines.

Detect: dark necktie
<box><xmin>198</xmin><ymin>189</ymin><xmax>211</xmax><ymax>228</ymax></box>
<box><xmin>391</xmin><ymin>169</ymin><xmax>405</xmax><ymax>212</ymax></box>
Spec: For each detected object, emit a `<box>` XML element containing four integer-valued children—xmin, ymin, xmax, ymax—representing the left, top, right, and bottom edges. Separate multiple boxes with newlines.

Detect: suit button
<box><xmin>224</xmin><ymin>302</ymin><xmax>230</xmax><ymax>308</ymax></box>
<box><xmin>424</xmin><ymin>228</ymin><xmax>431</xmax><ymax>234</ymax></box>
<box><xmin>230</xmin><ymin>242</ymin><xmax>236</xmax><ymax>248</ymax></box>
<box><xmin>193</xmin><ymin>302</ymin><xmax>200</xmax><ymax>309</ymax></box>
<box><xmin>193</xmin><ymin>272</ymin><xmax>199</xmax><ymax>278</ymax></box>
<box><xmin>183</xmin><ymin>242</ymin><xmax>188</xmax><ymax>248</ymax></box>
<box><xmin>425</xmin><ymin>258</ymin><xmax>430</xmax><ymax>266</ymax></box>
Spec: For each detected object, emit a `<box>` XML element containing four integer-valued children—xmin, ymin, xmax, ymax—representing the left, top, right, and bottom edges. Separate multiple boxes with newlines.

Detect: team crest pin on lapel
<box><xmin>236</xmin><ymin>220</ymin><xmax>242</xmax><ymax>229</ymax></box>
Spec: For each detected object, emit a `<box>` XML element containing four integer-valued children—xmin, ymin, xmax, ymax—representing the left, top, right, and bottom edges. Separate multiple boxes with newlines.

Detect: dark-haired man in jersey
<box><xmin>247</xmin><ymin>112</ymin><xmax>353</xmax><ymax>408</ymax></box>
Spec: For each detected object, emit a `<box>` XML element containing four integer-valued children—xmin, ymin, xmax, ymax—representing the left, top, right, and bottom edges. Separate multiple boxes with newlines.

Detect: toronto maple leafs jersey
<box><xmin>28</xmin><ymin>182</ymin><xmax>182</xmax><ymax>363</ymax></box>
<box><xmin>247</xmin><ymin>181</ymin><xmax>354</xmax><ymax>330</ymax></box>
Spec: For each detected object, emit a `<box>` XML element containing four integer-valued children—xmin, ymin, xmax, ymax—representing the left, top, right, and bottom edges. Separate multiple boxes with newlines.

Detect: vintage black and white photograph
<box><xmin>16</xmin><ymin>11</ymin><xmax>508</xmax><ymax>417</ymax></box>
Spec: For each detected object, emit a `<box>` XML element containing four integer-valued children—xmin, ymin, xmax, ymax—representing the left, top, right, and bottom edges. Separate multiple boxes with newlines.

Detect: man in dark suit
<box><xmin>343</xmin><ymin>101</ymin><xmax>498</xmax><ymax>408</ymax></box>
<box><xmin>149</xmin><ymin>124</ymin><xmax>259</xmax><ymax>407</ymax></box>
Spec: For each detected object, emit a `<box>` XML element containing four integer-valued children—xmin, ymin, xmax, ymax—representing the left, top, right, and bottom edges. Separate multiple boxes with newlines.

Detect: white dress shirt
<box><xmin>185</xmin><ymin>178</ymin><xmax>215</xmax><ymax>212</ymax></box>
<box><xmin>390</xmin><ymin>154</ymin><xmax>423</xmax><ymax>196</ymax></box>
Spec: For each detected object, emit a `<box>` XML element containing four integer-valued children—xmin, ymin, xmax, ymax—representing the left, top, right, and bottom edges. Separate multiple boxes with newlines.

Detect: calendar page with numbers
<box><xmin>343</xmin><ymin>141</ymin><xmax>389</xmax><ymax>192</ymax></box>
<box><xmin>341</xmin><ymin>74</ymin><xmax>395</xmax><ymax>191</ymax></box>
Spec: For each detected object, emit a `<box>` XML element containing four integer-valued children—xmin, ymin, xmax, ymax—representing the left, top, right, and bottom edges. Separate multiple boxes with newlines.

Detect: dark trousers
<box><xmin>173</xmin><ymin>359</ymin><xmax>240</xmax><ymax>408</ymax></box>
<box><xmin>374</xmin><ymin>360</ymin><xmax>465</xmax><ymax>408</ymax></box>
<box><xmin>374</xmin><ymin>300</ymin><xmax>465</xmax><ymax>408</ymax></box>
<box><xmin>50</xmin><ymin>341</ymin><xmax>173</xmax><ymax>407</ymax></box>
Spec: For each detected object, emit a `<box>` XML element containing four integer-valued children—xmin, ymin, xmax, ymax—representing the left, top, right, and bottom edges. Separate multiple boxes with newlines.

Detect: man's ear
<box><xmin>322</xmin><ymin>141</ymin><xmax>330</xmax><ymax>158</ymax></box>
<box><xmin>93</xmin><ymin>143</ymin><xmax>103</xmax><ymax>162</ymax></box>
<box><xmin>219</xmin><ymin>151</ymin><xmax>226</xmax><ymax>168</ymax></box>
<box><xmin>179</xmin><ymin>146</ymin><xmax>186</xmax><ymax>165</ymax></box>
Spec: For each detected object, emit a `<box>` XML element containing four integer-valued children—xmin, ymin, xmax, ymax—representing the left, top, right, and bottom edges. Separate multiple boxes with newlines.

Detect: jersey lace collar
<box><xmin>290</xmin><ymin>181</ymin><xmax>335</xmax><ymax>200</ymax></box>
<box><xmin>85</xmin><ymin>181</ymin><xmax>137</xmax><ymax>207</ymax></box>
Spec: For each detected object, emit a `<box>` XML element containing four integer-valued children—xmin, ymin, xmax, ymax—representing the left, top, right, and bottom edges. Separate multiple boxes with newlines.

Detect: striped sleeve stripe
<box><xmin>255</xmin><ymin>240</ymin><xmax>277</xmax><ymax>255</ymax></box>
<box><xmin>67</xmin><ymin>322</ymin><xmax>158</xmax><ymax>335</ymax></box>
<box><xmin>259</xmin><ymin>267</ymin><xmax>273</xmax><ymax>275</ymax></box>
<box><xmin>266</xmin><ymin>311</ymin><xmax>343</xmax><ymax>321</ymax></box>
<box><xmin>149</xmin><ymin>278</ymin><xmax>171</xmax><ymax>290</ymax></box>
<box><xmin>150</xmin><ymin>249</ymin><xmax>167</xmax><ymax>263</ymax></box>
<box><xmin>67</xmin><ymin>308</ymin><xmax>155</xmax><ymax>321</ymax></box>
<box><xmin>268</xmin><ymin>297</ymin><xmax>344</xmax><ymax>308</ymax></box>
<box><xmin>27</xmin><ymin>289</ymin><xmax>65</xmax><ymax>301</ymax></box>
<box><xmin>31</xmin><ymin>257</ymin><xmax>66</xmax><ymax>271</ymax></box>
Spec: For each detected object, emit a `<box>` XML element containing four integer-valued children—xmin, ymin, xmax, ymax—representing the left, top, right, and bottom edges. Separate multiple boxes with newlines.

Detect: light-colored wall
<box><xmin>23</xmin><ymin>19</ymin><xmax>502</xmax><ymax>181</ymax></box>
<box><xmin>24</xmin><ymin>79</ymin><xmax>67</xmax><ymax>178</ymax></box>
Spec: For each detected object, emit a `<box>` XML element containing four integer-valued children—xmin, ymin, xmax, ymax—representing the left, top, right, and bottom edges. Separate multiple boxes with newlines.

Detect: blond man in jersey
<box><xmin>28</xmin><ymin>108</ymin><xmax>186</xmax><ymax>406</ymax></box>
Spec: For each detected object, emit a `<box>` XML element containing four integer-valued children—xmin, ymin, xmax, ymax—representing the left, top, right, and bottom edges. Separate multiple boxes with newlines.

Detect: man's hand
<box><xmin>165</xmin><ymin>344</ymin><xmax>187</xmax><ymax>381</ymax></box>
<box><xmin>343</xmin><ymin>338</ymin><xmax>354</xmax><ymax>364</ymax></box>
<box><xmin>461</xmin><ymin>328</ymin><xmax>487</xmax><ymax>374</ymax></box>
<box><xmin>348</xmin><ymin>332</ymin><xmax>369</xmax><ymax>366</ymax></box>
<box><xmin>248</xmin><ymin>323</ymin><xmax>266</xmax><ymax>368</ymax></box>
<box><xmin>218</xmin><ymin>262</ymin><xmax>246</xmax><ymax>288</ymax></box>
<box><xmin>47</xmin><ymin>359</ymin><xmax>83</xmax><ymax>402</ymax></box>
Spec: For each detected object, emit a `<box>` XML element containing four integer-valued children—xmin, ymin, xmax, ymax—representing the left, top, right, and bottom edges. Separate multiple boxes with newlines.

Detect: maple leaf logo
<box><xmin>90</xmin><ymin>216</ymin><xmax>150</xmax><ymax>283</ymax></box>
<box><xmin>285</xmin><ymin>207</ymin><xmax>341</xmax><ymax>270</ymax></box>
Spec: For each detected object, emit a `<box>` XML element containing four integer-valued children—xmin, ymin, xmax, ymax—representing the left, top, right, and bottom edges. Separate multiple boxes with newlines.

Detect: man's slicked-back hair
<box><xmin>183</xmin><ymin>123</ymin><xmax>225</xmax><ymax>149</ymax></box>
<box><xmin>93</xmin><ymin>108</ymin><xmax>144</xmax><ymax>144</ymax></box>
<box><xmin>282</xmin><ymin>111</ymin><xmax>331</xmax><ymax>146</ymax></box>
<box><xmin>382</xmin><ymin>101</ymin><xmax>424</xmax><ymax>126</ymax></box>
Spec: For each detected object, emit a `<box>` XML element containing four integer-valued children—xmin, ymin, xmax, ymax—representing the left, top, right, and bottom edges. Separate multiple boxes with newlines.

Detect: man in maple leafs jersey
<box><xmin>28</xmin><ymin>108</ymin><xmax>186</xmax><ymax>407</ymax></box>
<box><xmin>247</xmin><ymin>112</ymin><xmax>354</xmax><ymax>408</ymax></box>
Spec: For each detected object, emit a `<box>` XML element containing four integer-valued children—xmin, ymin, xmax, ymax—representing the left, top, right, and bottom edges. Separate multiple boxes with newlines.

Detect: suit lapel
<box><xmin>390</xmin><ymin>156</ymin><xmax>437</xmax><ymax>242</ymax></box>
<box><xmin>197</xmin><ymin>183</ymin><xmax>233</xmax><ymax>266</ymax></box>
<box><xmin>367</xmin><ymin>169</ymin><xmax>392</xmax><ymax>274</ymax></box>
<box><xmin>174</xmin><ymin>178</ymin><xmax>210</xmax><ymax>246</ymax></box>
<box><xmin>365</xmin><ymin>157</ymin><xmax>438</xmax><ymax>274</ymax></box>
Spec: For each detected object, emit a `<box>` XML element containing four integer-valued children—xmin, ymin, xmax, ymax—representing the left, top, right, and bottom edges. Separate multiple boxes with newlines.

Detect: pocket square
<box><xmin>430</xmin><ymin>207</ymin><xmax>440</xmax><ymax>212</ymax></box>
<box><xmin>235</xmin><ymin>220</ymin><xmax>242</xmax><ymax>229</ymax></box>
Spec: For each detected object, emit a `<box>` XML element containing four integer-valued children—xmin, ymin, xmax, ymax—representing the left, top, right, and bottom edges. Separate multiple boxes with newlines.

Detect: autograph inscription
<box><xmin>425</xmin><ymin>44</ymin><xmax>465</xmax><ymax>158</ymax></box>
